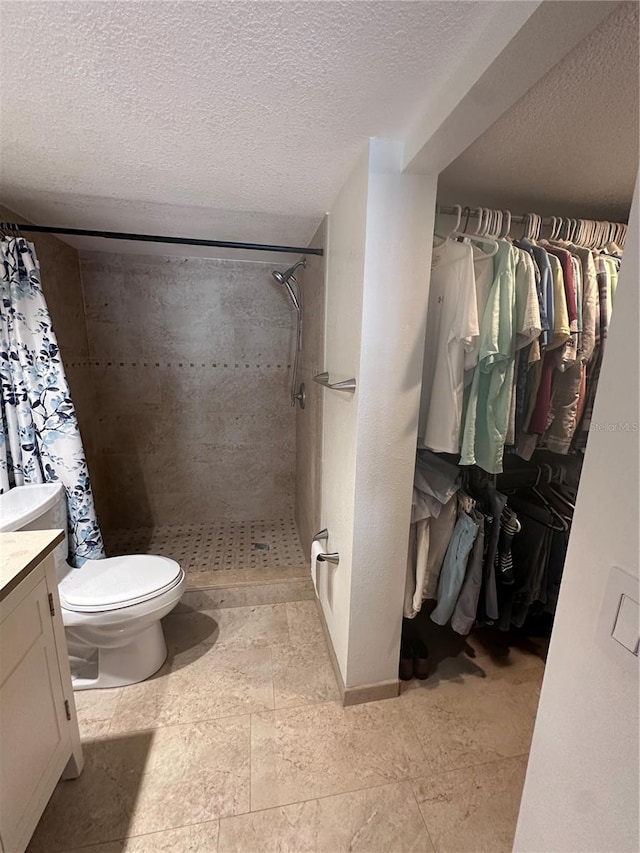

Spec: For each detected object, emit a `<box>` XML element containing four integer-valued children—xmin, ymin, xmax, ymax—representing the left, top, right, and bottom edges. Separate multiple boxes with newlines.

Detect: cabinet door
<box><xmin>0</xmin><ymin>575</ymin><xmax>71</xmax><ymax>853</ymax></box>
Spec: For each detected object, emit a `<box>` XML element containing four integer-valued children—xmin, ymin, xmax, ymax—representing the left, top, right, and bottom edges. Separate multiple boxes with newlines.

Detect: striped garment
<box><xmin>495</xmin><ymin>506</ymin><xmax>521</xmax><ymax>585</ymax></box>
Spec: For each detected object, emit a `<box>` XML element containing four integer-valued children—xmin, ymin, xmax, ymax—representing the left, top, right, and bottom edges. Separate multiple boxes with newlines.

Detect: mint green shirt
<box><xmin>460</xmin><ymin>241</ymin><xmax>517</xmax><ymax>474</ymax></box>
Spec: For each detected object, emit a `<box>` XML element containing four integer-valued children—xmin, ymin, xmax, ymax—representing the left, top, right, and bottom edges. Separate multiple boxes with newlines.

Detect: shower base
<box><xmin>105</xmin><ymin>517</ymin><xmax>308</xmax><ymax>590</ymax></box>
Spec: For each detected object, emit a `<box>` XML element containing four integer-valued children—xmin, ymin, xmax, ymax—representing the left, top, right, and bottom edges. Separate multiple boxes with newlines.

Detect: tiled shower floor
<box><xmin>105</xmin><ymin>517</ymin><xmax>306</xmax><ymax>573</ymax></box>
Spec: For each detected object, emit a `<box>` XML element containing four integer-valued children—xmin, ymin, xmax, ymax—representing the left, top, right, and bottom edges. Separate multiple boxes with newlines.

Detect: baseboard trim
<box><xmin>314</xmin><ymin>597</ymin><xmax>400</xmax><ymax>706</ymax></box>
<box><xmin>313</xmin><ymin>596</ymin><xmax>346</xmax><ymax>699</ymax></box>
<box><xmin>343</xmin><ymin>679</ymin><xmax>400</xmax><ymax>706</ymax></box>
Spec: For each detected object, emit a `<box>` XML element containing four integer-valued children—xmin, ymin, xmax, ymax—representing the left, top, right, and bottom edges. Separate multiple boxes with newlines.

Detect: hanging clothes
<box><xmin>404</xmin><ymin>451</ymin><xmax>460</xmax><ymax>618</ymax></box>
<box><xmin>572</xmin><ymin>254</ymin><xmax>613</xmax><ymax>449</ymax></box>
<box><xmin>460</xmin><ymin>241</ymin><xmax>517</xmax><ymax>474</ymax></box>
<box><xmin>430</xmin><ymin>493</ymin><xmax>480</xmax><ymax>626</ymax></box>
<box><xmin>411</xmin><ymin>206</ymin><xmax>623</xmax><ymax>652</ymax></box>
<box><xmin>0</xmin><ymin>237</ymin><xmax>104</xmax><ymax>565</ymax></box>
<box><xmin>421</xmin><ymin>239</ymin><xmax>479</xmax><ymax>454</ymax></box>
<box><xmin>450</xmin><ymin>512</ymin><xmax>486</xmax><ymax>635</ymax></box>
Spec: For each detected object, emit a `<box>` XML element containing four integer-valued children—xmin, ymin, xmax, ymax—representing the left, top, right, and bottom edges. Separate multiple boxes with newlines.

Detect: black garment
<box><xmin>478</xmin><ymin>488</ymin><xmax>507</xmax><ymax>622</ymax></box>
<box><xmin>545</xmin><ymin>528</ymin><xmax>569</xmax><ymax>615</ymax></box>
<box><xmin>498</xmin><ymin>495</ymin><xmax>554</xmax><ymax>630</ymax></box>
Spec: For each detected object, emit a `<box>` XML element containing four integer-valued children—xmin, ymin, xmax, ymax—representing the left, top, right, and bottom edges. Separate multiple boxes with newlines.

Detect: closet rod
<box><xmin>437</xmin><ymin>205</ymin><xmax>626</xmax><ymax>226</ymax></box>
<box><xmin>0</xmin><ymin>222</ymin><xmax>324</xmax><ymax>256</ymax></box>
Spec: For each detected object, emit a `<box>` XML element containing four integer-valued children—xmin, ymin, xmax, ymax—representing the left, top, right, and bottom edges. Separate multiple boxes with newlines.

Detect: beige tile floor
<box><xmin>28</xmin><ymin>595</ymin><xmax>544</xmax><ymax>853</ymax></box>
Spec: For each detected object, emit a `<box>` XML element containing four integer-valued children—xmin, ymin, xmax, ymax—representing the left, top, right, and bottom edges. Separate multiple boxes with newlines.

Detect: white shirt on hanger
<box><xmin>465</xmin><ymin>243</ymin><xmax>495</xmax><ymax>372</ymax></box>
<box><xmin>422</xmin><ymin>238</ymin><xmax>479</xmax><ymax>454</ymax></box>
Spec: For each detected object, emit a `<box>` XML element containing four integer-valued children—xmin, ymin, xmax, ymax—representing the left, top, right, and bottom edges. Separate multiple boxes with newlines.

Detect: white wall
<box><xmin>319</xmin><ymin>148</ymin><xmax>369</xmax><ymax>677</ymax></box>
<box><xmin>514</xmin><ymin>175</ymin><xmax>640</xmax><ymax>852</ymax></box>
<box><xmin>320</xmin><ymin>140</ymin><xmax>437</xmax><ymax>689</ymax></box>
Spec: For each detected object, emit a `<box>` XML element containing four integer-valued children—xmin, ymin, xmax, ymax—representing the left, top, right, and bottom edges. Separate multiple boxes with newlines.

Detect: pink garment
<box><xmin>527</xmin><ymin>350</ymin><xmax>556</xmax><ymax>435</ymax></box>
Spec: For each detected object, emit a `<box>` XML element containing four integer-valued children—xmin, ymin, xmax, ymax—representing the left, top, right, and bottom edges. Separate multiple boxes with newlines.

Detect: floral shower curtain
<box><xmin>0</xmin><ymin>236</ymin><xmax>104</xmax><ymax>565</ymax></box>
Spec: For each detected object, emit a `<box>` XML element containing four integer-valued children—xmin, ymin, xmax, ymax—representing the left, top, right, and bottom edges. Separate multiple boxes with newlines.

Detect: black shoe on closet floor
<box><xmin>413</xmin><ymin>639</ymin><xmax>430</xmax><ymax>680</ymax></box>
<box><xmin>399</xmin><ymin>642</ymin><xmax>414</xmax><ymax>680</ymax></box>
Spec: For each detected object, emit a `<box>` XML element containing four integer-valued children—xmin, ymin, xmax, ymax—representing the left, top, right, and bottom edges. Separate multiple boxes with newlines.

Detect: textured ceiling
<box><xmin>0</xmin><ymin>0</ymin><xmax>499</xmax><ymax>249</ymax></box>
<box><xmin>437</xmin><ymin>2</ymin><xmax>639</xmax><ymax>221</ymax></box>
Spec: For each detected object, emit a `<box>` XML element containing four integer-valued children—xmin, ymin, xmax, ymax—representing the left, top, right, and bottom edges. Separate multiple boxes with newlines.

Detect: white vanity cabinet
<box><xmin>0</xmin><ymin>531</ymin><xmax>83</xmax><ymax>853</ymax></box>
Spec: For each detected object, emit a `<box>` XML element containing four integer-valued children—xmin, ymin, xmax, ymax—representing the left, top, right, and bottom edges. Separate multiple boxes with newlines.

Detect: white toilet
<box><xmin>0</xmin><ymin>483</ymin><xmax>185</xmax><ymax>690</ymax></box>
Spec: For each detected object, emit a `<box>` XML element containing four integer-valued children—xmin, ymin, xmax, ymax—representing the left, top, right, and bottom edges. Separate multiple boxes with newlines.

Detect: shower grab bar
<box><xmin>313</xmin><ymin>372</ymin><xmax>356</xmax><ymax>393</ymax></box>
<box><xmin>317</xmin><ymin>552</ymin><xmax>339</xmax><ymax>565</ymax></box>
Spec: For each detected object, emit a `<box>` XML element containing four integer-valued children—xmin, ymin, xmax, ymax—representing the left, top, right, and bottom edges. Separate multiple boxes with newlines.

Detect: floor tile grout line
<box><xmin>405</xmin><ymin>750</ymin><xmax>532</xmax><ymax>783</ymax></box>
<box><xmin>58</xmin><ymin>816</ymin><xmax>223</xmax><ymax>852</ymax></box>
<box><xmin>103</xmin><ymin>709</ymin><xmax>256</xmax><ymax>742</ymax></box>
<box><xmin>410</xmin><ymin>782</ymin><xmax>438</xmax><ymax>852</ymax></box>
<box><xmin>243</xmin><ymin>775</ymin><xmax>443</xmax><ymax>819</ymax></box>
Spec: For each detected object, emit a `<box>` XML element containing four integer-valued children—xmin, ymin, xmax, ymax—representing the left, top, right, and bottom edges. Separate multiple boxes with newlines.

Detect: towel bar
<box><xmin>317</xmin><ymin>552</ymin><xmax>339</xmax><ymax>565</ymax></box>
<box><xmin>313</xmin><ymin>372</ymin><xmax>356</xmax><ymax>393</ymax></box>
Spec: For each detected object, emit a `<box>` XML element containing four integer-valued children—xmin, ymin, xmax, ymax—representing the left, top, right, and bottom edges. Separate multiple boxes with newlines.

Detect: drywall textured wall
<box><xmin>318</xmin><ymin>142</ymin><xmax>437</xmax><ymax>689</ymax></box>
<box><xmin>514</xmin><ymin>174</ymin><xmax>640</xmax><ymax>852</ymax></box>
<box><xmin>348</xmin><ymin>142</ymin><xmax>436</xmax><ymax>687</ymax></box>
<box><xmin>295</xmin><ymin>218</ymin><xmax>327</xmax><ymax>556</ymax></box>
<box><xmin>0</xmin><ymin>202</ymin><xmax>106</xmax><ymax>527</ymax></box>
<box><xmin>319</xmin><ymin>149</ymin><xmax>369</xmax><ymax>678</ymax></box>
<box><xmin>80</xmin><ymin>252</ymin><xmax>297</xmax><ymax>532</ymax></box>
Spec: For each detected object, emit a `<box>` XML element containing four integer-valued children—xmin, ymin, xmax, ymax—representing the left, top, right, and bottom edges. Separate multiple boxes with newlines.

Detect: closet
<box><xmin>403</xmin><ymin>203</ymin><xmax>627</xmax><ymax>674</ymax></box>
<box><xmin>401</xmin><ymin>0</ymin><xmax>637</xmax><ymax>679</ymax></box>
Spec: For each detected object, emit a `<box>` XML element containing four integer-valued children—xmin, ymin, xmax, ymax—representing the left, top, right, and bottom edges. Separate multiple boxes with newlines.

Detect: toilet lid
<box><xmin>60</xmin><ymin>555</ymin><xmax>183</xmax><ymax>612</ymax></box>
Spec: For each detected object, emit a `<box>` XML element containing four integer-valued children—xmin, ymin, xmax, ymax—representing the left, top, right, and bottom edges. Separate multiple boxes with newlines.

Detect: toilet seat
<box><xmin>60</xmin><ymin>554</ymin><xmax>183</xmax><ymax>612</ymax></box>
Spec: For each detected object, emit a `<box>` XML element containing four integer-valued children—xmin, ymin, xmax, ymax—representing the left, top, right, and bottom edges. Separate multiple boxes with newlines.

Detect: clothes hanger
<box><xmin>574</xmin><ymin>219</ymin><xmax>583</xmax><ymax>246</ymax></box>
<box><xmin>539</xmin><ymin>464</ymin><xmax>571</xmax><ymax>528</ymax></box>
<box><xmin>490</xmin><ymin>209</ymin><xmax>501</xmax><ymax>237</ymax></box>
<box><xmin>470</xmin><ymin>207</ymin><xmax>499</xmax><ymax>257</ymax></box>
<box><xmin>454</xmin><ymin>207</ymin><xmax>499</xmax><ymax>257</ymax></box>
<box><xmin>586</xmin><ymin>220</ymin><xmax>596</xmax><ymax>248</ymax></box>
<box><xmin>531</xmin><ymin>485</ymin><xmax>569</xmax><ymax>531</ymax></box>
<box><xmin>546</xmin><ymin>483</ymin><xmax>575</xmax><ymax>513</ymax></box>
<box><xmin>534</xmin><ymin>213</ymin><xmax>543</xmax><ymax>241</ymax></box>
<box><xmin>442</xmin><ymin>203</ymin><xmax>474</xmax><ymax>244</ymax></box>
<box><xmin>500</xmin><ymin>210</ymin><xmax>512</xmax><ymax>239</ymax></box>
<box><xmin>434</xmin><ymin>203</ymin><xmax>461</xmax><ymax>241</ymax></box>
<box><xmin>533</xmin><ymin>213</ymin><xmax>541</xmax><ymax>240</ymax></box>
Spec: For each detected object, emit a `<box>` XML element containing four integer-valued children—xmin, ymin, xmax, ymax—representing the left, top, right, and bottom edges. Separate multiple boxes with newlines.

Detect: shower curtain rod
<box><xmin>0</xmin><ymin>222</ymin><xmax>324</xmax><ymax>256</ymax></box>
<box><xmin>437</xmin><ymin>205</ymin><xmax>626</xmax><ymax>226</ymax></box>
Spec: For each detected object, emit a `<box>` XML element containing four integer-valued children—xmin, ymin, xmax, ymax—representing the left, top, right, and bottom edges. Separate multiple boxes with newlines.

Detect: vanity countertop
<box><xmin>0</xmin><ymin>529</ymin><xmax>65</xmax><ymax>602</ymax></box>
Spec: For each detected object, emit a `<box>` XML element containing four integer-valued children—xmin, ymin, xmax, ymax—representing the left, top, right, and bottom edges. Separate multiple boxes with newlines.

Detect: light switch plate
<box><xmin>612</xmin><ymin>594</ymin><xmax>640</xmax><ymax>655</ymax></box>
<box><xmin>599</xmin><ymin>567</ymin><xmax>640</xmax><ymax>671</ymax></box>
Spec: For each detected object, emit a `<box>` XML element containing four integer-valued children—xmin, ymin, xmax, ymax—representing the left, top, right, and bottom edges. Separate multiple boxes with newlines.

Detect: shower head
<box><xmin>272</xmin><ymin>258</ymin><xmax>305</xmax><ymax>311</ymax></box>
<box><xmin>272</xmin><ymin>258</ymin><xmax>306</xmax><ymax>286</ymax></box>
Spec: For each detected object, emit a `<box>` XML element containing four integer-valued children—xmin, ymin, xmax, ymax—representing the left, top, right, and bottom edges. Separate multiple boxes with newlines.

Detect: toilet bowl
<box><xmin>0</xmin><ymin>483</ymin><xmax>185</xmax><ymax>690</ymax></box>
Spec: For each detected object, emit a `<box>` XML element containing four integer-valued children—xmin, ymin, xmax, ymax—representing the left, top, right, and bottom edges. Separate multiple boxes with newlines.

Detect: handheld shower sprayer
<box><xmin>272</xmin><ymin>258</ymin><xmax>306</xmax><ymax>408</ymax></box>
<box><xmin>272</xmin><ymin>259</ymin><xmax>305</xmax><ymax>309</ymax></box>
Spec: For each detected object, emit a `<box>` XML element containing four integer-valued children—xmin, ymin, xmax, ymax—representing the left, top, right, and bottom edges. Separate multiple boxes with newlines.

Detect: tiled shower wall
<box><xmin>79</xmin><ymin>252</ymin><xmax>297</xmax><ymax>529</ymax></box>
<box><xmin>0</xmin><ymin>204</ymin><xmax>106</xmax><ymax>524</ymax></box>
<box><xmin>295</xmin><ymin>218</ymin><xmax>327</xmax><ymax>555</ymax></box>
